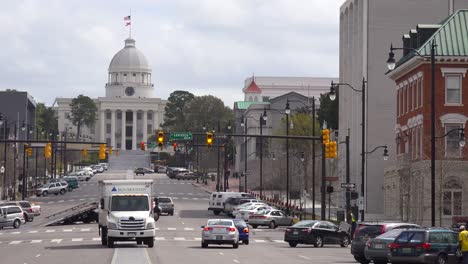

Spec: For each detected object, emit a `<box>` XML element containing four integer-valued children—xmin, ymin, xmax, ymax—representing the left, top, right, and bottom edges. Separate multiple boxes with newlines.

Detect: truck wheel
<box><xmin>42</xmin><ymin>191</ymin><xmax>48</xmax><ymax>196</ymax></box>
<box><xmin>147</xmin><ymin>238</ymin><xmax>154</xmax><ymax>248</ymax></box>
<box><xmin>107</xmin><ymin>238</ymin><xmax>114</xmax><ymax>248</ymax></box>
<box><xmin>13</xmin><ymin>219</ymin><xmax>21</xmax><ymax>229</ymax></box>
<box><xmin>101</xmin><ymin>227</ymin><xmax>108</xmax><ymax>246</ymax></box>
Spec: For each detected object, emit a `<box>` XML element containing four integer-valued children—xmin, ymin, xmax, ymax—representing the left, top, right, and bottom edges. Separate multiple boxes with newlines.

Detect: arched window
<box><xmin>248</xmin><ymin>96</ymin><xmax>253</xmax><ymax>101</ymax></box>
<box><xmin>443</xmin><ymin>178</ymin><xmax>462</xmax><ymax>216</ymax></box>
<box><xmin>254</xmin><ymin>96</ymin><xmax>258</xmax><ymax>102</ymax></box>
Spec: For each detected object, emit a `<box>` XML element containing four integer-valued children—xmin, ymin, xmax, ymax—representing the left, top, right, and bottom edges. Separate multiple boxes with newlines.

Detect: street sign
<box><xmin>341</xmin><ymin>183</ymin><xmax>356</xmax><ymax>189</ymax></box>
<box><xmin>170</xmin><ymin>132</ymin><xmax>192</xmax><ymax>140</ymax></box>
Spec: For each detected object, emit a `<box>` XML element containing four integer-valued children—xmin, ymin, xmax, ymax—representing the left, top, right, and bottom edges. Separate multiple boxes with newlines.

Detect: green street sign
<box><xmin>170</xmin><ymin>132</ymin><xmax>193</xmax><ymax>140</ymax></box>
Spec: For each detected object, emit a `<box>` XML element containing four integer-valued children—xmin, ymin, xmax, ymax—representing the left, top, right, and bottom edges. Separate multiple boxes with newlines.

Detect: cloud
<box><xmin>0</xmin><ymin>0</ymin><xmax>342</xmax><ymax>108</ymax></box>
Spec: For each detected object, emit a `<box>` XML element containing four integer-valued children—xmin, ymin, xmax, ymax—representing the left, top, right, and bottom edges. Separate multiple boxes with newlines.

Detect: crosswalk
<box><xmin>0</xmin><ymin>237</ymin><xmax>287</xmax><ymax>245</ymax></box>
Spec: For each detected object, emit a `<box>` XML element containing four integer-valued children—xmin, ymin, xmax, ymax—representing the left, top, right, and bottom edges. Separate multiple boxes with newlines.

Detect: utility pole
<box><xmin>216</xmin><ymin>121</ymin><xmax>221</xmax><ymax>192</ymax></box>
<box><xmin>311</xmin><ymin>97</ymin><xmax>316</xmax><ymax>219</ymax></box>
<box><xmin>346</xmin><ymin>133</ymin><xmax>351</xmax><ymax>223</ymax></box>
<box><xmin>321</xmin><ymin>141</ymin><xmax>326</xmax><ymax>220</ymax></box>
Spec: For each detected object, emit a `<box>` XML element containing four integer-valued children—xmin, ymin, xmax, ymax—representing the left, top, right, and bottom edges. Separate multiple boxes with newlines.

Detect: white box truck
<box><xmin>98</xmin><ymin>180</ymin><xmax>158</xmax><ymax>248</ymax></box>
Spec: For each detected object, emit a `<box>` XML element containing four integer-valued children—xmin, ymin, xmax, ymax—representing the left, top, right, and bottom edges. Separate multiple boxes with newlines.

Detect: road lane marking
<box><xmin>63</xmin><ymin>229</ymin><xmax>73</xmax><ymax>232</ymax></box>
<box><xmin>254</xmin><ymin>239</ymin><xmax>266</xmax><ymax>242</ymax></box>
<box><xmin>35</xmin><ymin>254</ymin><xmax>41</xmax><ymax>258</ymax></box>
<box><xmin>174</xmin><ymin>237</ymin><xmax>185</xmax><ymax>240</ymax></box>
<box><xmin>219</xmin><ymin>252</ymin><xmax>224</xmax><ymax>255</ymax></box>
<box><xmin>79</xmin><ymin>199</ymin><xmax>85</xmax><ymax>201</ymax></box>
<box><xmin>72</xmin><ymin>238</ymin><xmax>83</xmax><ymax>242</ymax></box>
<box><xmin>47</xmin><ymin>201</ymin><xmax>54</xmax><ymax>203</ymax></box>
<box><xmin>155</xmin><ymin>228</ymin><xmax>160</xmax><ymax>230</ymax></box>
<box><xmin>46</xmin><ymin>230</ymin><xmax>55</xmax><ymax>233</ymax></box>
<box><xmin>233</xmin><ymin>260</ymin><xmax>240</xmax><ymax>263</ymax></box>
<box><xmin>168</xmin><ymin>228</ymin><xmax>176</xmax><ymax>230</ymax></box>
<box><xmin>28</xmin><ymin>231</ymin><xmax>38</xmax><ymax>233</ymax></box>
<box><xmin>81</xmin><ymin>228</ymin><xmax>91</xmax><ymax>232</ymax></box>
<box><xmin>92</xmin><ymin>237</ymin><xmax>101</xmax><ymax>241</ymax></box>
<box><xmin>31</xmin><ymin>240</ymin><xmax>42</xmax><ymax>244</ymax></box>
<box><xmin>194</xmin><ymin>238</ymin><xmax>202</xmax><ymax>241</ymax></box>
<box><xmin>273</xmin><ymin>240</ymin><xmax>286</xmax><ymax>243</ymax></box>
<box><xmin>69</xmin><ymin>199</ymin><xmax>75</xmax><ymax>202</ymax></box>
<box><xmin>155</xmin><ymin>237</ymin><xmax>165</xmax><ymax>240</ymax></box>
<box><xmin>299</xmin><ymin>255</ymin><xmax>311</xmax><ymax>260</ymax></box>
<box><xmin>51</xmin><ymin>239</ymin><xmax>62</xmax><ymax>243</ymax></box>
<box><xmin>58</xmin><ymin>200</ymin><xmax>65</xmax><ymax>203</ymax></box>
<box><xmin>9</xmin><ymin>241</ymin><xmax>21</xmax><ymax>244</ymax></box>
<box><xmin>11</xmin><ymin>231</ymin><xmax>20</xmax><ymax>234</ymax></box>
<box><xmin>184</xmin><ymin>228</ymin><xmax>194</xmax><ymax>231</ymax></box>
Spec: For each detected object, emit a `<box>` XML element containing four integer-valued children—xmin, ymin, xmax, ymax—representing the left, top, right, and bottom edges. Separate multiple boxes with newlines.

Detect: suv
<box><xmin>0</xmin><ymin>205</ymin><xmax>25</xmax><ymax>229</ymax></box>
<box><xmin>388</xmin><ymin>228</ymin><xmax>459</xmax><ymax>264</ymax></box>
<box><xmin>157</xmin><ymin>197</ymin><xmax>174</xmax><ymax>216</ymax></box>
<box><xmin>351</xmin><ymin>222</ymin><xmax>421</xmax><ymax>264</ymax></box>
<box><xmin>135</xmin><ymin>168</ymin><xmax>145</xmax><ymax>175</ymax></box>
<box><xmin>1</xmin><ymin>201</ymin><xmax>35</xmax><ymax>222</ymax></box>
<box><xmin>36</xmin><ymin>182</ymin><xmax>68</xmax><ymax>196</ymax></box>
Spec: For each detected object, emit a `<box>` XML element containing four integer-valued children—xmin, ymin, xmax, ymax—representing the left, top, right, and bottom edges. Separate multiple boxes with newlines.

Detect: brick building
<box><xmin>385</xmin><ymin>10</ymin><xmax>468</xmax><ymax>226</ymax></box>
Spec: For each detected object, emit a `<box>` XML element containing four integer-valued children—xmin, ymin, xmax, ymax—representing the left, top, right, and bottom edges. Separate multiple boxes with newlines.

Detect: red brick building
<box><xmin>385</xmin><ymin>10</ymin><xmax>468</xmax><ymax>226</ymax></box>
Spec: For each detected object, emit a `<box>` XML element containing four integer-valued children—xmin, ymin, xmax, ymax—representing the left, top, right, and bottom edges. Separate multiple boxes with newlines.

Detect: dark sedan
<box><xmin>284</xmin><ymin>220</ymin><xmax>350</xmax><ymax>248</ymax></box>
<box><xmin>135</xmin><ymin>168</ymin><xmax>145</xmax><ymax>175</ymax></box>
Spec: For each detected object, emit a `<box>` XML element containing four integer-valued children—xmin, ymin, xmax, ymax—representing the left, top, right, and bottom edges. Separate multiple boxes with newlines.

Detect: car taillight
<box><xmin>249</xmin><ymin>212</ymin><xmax>254</xmax><ymax>215</ymax></box>
<box><xmin>243</xmin><ymin>227</ymin><xmax>249</xmax><ymax>233</ymax></box>
<box><xmin>227</xmin><ymin>227</ymin><xmax>236</xmax><ymax>232</ymax></box>
<box><xmin>29</xmin><ymin>208</ymin><xmax>33</xmax><ymax>213</ymax></box>
<box><xmin>203</xmin><ymin>227</ymin><xmax>212</xmax><ymax>231</ymax></box>
<box><xmin>388</xmin><ymin>243</ymin><xmax>399</xmax><ymax>249</ymax></box>
<box><xmin>285</xmin><ymin>228</ymin><xmax>292</xmax><ymax>233</ymax></box>
<box><xmin>416</xmin><ymin>243</ymin><xmax>431</xmax><ymax>250</ymax></box>
<box><xmin>302</xmin><ymin>228</ymin><xmax>312</xmax><ymax>233</ymax></box>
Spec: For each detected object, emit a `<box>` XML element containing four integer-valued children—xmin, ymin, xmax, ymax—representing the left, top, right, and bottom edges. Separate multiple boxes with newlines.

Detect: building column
<box><xmin>153</xmin><ymin>109</ymin><xmax>159</xmax><ymax>130</ymax></box>
<box><xmin>121</xmin><ymin>110</ymin><xmax>126</xmax><ymax>150</ymax></box>
<box><xmin>132</xmin><ymin>111</ymin><xmax>137</xmax><ymax>150</ymax></box>
<box><xmin>143</xmin><ymin>110</ymin><xmax>148</xmax><ymax>144</ymax></box>
<box><xmin>100</xmin><ymin>110</ymin><xmax>105</xmax><ymax>142</ymax></box>
<box><xmin>110</xmin><ymin>110</ymin><xmax>116</xmax><ymax>148</ymax></box>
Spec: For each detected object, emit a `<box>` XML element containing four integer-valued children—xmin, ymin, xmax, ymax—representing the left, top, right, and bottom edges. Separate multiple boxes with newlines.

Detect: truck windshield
<box><xmin>111</xmin><ymin>196</ymin><xmax>149</xmax><ymax>211</ymax></box>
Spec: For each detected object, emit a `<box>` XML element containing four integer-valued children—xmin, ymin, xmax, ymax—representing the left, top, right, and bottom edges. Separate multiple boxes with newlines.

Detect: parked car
<box><xmin>388</xmin><ymin>228</ymin><xmax>459</xmax><ymax>264</ymax></box>
<box><xmin>201</xmin><ymin>219</ymin><xmax>240</xmax><ymax>248</ymax></box>
<box><xmin>1</xmin><ymin>201</ymin><xmax>35</xmax><ymax>222</ymax></box>
<box><xmin>233</xmin><ymin>219</ymin><xmax>250</xmax><ymax>245</ymax></box>
<box><xmin>231</xmin><ymin>202</ymin><xmax>268</xmax><ymax>217</ymax></box>
<box><xmin>249</xmin><ymin>209</ymin><xmax>293</xmax><ymax>229</ymax></box>
<box><xmin>157</xmin><ymin>197</ymin><xmax>174</xmax><ymax>216</ymax></box>
<box><xmin>157</xmin><ymin>166</ymin><xmax>167</xmax><ymax>173</ymax></box>
<box><xmin>0</xmin><ymin>205</ymin><xmax>25</xmax><ymax>229</ymax></box>
<box><xmin>143</xmin><ymin>168</ymin><xmax>154</xmax><ymax>174</ymax></box>
<box><xmin>135</xmin><ymin>167</ymin><xmax>146</xmax><ymax>175</ymax></box>
<box><xmin>208</xmin><ymin>192</ymin><xmax>254</xmax><ymax>216</ymax></box>
<box><xmin>99</xmin><ymin>163</ymin><xmax>108</xmax><ymax>170</ymax></box>
<box><xmin>36</xmin><ymin>182</ymin><xmax>68</xmax><ymax>196</ymax></box>
<box><xmin>365</xmin><ymin>228</ymin><xmax>416</xmax><ymax>264</ymax></box>
<box><xmin>176</xmin><ymin>172</ymin><xmax>197</xmax><ymax>180</ymax></box>
<box><xmin>91</xmin><ymin>165</ymin><xmax>104</xmax><ymax>173</ymax></box>
<box><xmin>351</xmin><ymin>222</ymin><xmax>421</xmax><ymax>264</ymax></box>
<box><xmin>284</xmin><ymin>220</ymin><xmax>350</xmax><ymax>248</ymax></box>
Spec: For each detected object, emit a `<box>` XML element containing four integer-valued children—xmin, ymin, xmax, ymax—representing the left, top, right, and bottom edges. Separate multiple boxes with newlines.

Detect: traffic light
<box><xmin>330</xmin><ymin>141</ymin><xmax>337</xmax><ymax>158</ymax></box>
<box><xmin>25</xmin><ymin>144</ymin><xmax>32</xmax><ymax>157</ymax></box>
<box><xmin>322</xmin><ymin>129</ymin><xmax>330</xmax><ymax>145</ymax></box>
<box><xmin>325</xmin><ymin>142</ymin><xmax>331</xmax><ymax>158</ymax></box>
<box><xmin>81</xmin><ymin>148</ymin><xmax>88</xmax><ymax>157</ymax></box>
<box><xmin>173</xmin><ymin>142</ymin><xmax>178</xmax><ymax>151</ymax></box>
<box><xmin>99</xmin><ymin>144</ymin><xmax>106</xmax><ymax>160</ymax></box>
<box><xmin>140</xmin><ymin>141</ymin><xmax>146</xmax><ymax>151</ymax></box>
<box><xmin>207</xmin><ymin>132</ymin><xmax>213</xmax><ymax>147</ymax></box>
<box><xmin>158</xmin><ymin>131</ymin><xmax>164</xmax><ymax>149</ymax></box>
<box><xmin>44</xmin><ymin>143</ymin><xmax>52</xmax><ymax>159</ymax></box>
<box><xmin>109</xmin><ymin>146</ymin><xmax>113</xmax><ymax>156</ymax></box>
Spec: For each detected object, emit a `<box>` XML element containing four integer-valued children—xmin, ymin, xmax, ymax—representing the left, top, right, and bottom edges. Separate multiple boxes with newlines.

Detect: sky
<box><xmin>0</xmin><ymin>0</ymin><xmax>343</xmax><ymax>108</ymax></box>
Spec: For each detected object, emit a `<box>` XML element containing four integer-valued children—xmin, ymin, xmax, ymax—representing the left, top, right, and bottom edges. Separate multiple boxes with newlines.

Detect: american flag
<box><xmin>124</xmin><ymin>15</ymin><xmax>131</xmax><ymax>26</ymax></box>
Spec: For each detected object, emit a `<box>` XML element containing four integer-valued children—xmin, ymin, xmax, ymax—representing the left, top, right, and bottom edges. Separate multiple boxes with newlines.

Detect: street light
<box><xmin>329</xmin><ymin>77</ymin><xmax>367</xmax><ymax>221</ymax></box>
<box><xmin>386</xmin><ymin>40</ymin><xmax>437</xmax><ymax>226</ymax></box>
<box><xmin>259</xmin><ymin>110</ymin><xmax>267</xmax><ymax>196</ymax></box>
<box><xmin>285</xmin><ymin>102</ymin><xmax>290</xmax><ymax>207</ymax></box>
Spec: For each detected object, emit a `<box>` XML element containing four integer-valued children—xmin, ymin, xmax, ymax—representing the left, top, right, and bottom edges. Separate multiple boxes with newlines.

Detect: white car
<box><xmin>231</xmin><ymin>202</ymin><xmax>268</xmax><ymax>217</ymax></box>
<box><xmin>234</xmin><ymin>205</ymin><xmax>274</xmax><ymax>221</ymax></box>
<box><xmin>201</xmin><ymin>219</ymin><xmax>239</xmax><ymax>248</ymax></box>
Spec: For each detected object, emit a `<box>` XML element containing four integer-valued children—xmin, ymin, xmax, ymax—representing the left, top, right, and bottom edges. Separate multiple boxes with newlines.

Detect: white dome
<box><xmin>108</xmin><ymin>38</ymin><xmax>151</xmax><ymax>73</ymax></box>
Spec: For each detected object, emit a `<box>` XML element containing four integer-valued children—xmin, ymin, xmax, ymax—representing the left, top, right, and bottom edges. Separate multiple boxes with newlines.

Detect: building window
<box><xmin>147</xmin><ymin>124</ymin><xmax>152</xmax><ymax>134</ymax></box>
<box><xmin>117</xmin><ymin>112</ymin><xmax>122</xmax><ymax>119</ymax></box>
<box><xmin>412</xmin><ymin>82</ymin><xmax>416</xmax><ymax>110</ymax></box>
<box><xmin>445</xmin><ymin>124</ymin><xmax>462</xmax><ymax>158</ymax></box>
<box><xmin>446</xmin><ymin>74</ymin><xmax>462</xmax><ymax>104</ymax></box>
<box><xmin>406</xmin><ymin>85</ymin><xmax>409</xmax><ymax>113</ymax></box>
<box><xmin>443</xmin><ymin>179</ymin><xmax>462</xmax><ymax>216</ymax></box>
<box><xmin>147</xmin><ymin>112</ymin><xmax>153</xmax><ymax>120</ymax></box>
<box><xmin>419</xmin><ymin>78</ymin><xmax>423</xmax><ymax>107</ymax></box>
<box><xmin>123</xmin><ymin>73</ymin><xmax>127</xmax><ymax>82</ymax></box>
<box><xmin>399</xmin><ymin>89</ymin><xmax>403</xmax><ymax>116</ymax></box>
<box><xmin>106</xmin><ymin>138</ymin><xmax>111</xmax><ymax>145</ymax></box>
<box><xmin>262</xmin><ymin>96</ymin><xmax>270</xmax><ymax>102</ymax></box>
<box><xmin>137</xmin><ymin>112</ymin><xmax>142</xmax><ymax>120</ymax></box>
<box><xmin>106</xmin><ymin>124</ymin><xmax>111</xmax><ymax>134</ymax></box>
<box><xmin>414</xmin><ymin>79</ymin><xmax>418</xmax><ymax>109</ymax></box>
<box><xmin>106</xmin><ymin>112</ymin><xmax>111</xmax><ymax>120</ymax></box>
<box><xmin>248</xmin><ymin>96</ymin><xmax>253</xmax><ymax>101</ymax></box>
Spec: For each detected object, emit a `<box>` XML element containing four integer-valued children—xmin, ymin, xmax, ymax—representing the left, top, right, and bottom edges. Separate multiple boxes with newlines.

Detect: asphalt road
<box><xmin>0</xmin><ymin>170</ymin><xmax>355</xmax><ymax>264</ymax></box>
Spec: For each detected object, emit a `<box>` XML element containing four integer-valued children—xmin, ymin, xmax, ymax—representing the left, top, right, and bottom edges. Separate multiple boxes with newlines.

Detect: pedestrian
<box><xmin>350</xmin><ymin>210</ymin><xmax>357</xmax><ymax>240</ymax></box>
<box><xmin>459</xmin><ymin>225</ymin><xmax>468</xmax><ymax>264</ymax></box>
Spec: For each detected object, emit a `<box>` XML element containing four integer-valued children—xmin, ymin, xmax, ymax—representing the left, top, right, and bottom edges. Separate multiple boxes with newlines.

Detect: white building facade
<box><xmin>56</xmin><ymin>38</ymin><xmax>166</xmax><ymax>150</ymax></box>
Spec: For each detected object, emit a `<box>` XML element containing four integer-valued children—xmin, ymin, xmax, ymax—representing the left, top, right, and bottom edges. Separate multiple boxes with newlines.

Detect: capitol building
<box><xmin>55</xmin><ymin>37</ymin><xmax>166</xmax><ymax>150</ymax></box>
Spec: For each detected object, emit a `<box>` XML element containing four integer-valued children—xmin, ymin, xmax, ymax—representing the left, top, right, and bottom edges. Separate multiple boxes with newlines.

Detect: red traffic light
<box><xmin>140</xmin><ymin>141</ymin><xmax>146</xmax><ymax>150</ymax></box>
<box><xmin>173</xmin><ymin>142</ymin><xmax>178</xmax><ymax>151</ymax></box>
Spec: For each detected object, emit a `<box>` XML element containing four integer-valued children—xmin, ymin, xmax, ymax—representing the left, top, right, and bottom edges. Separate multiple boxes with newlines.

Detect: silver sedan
<box><xmin>201</xmin><ymin>219</ymin><xmax>240</xmax><ymax>248</ymax></box>
<box><xmin>248</xmin><ymin>209</ymin><xmax>294</xmax><ymax>229</ymax></box>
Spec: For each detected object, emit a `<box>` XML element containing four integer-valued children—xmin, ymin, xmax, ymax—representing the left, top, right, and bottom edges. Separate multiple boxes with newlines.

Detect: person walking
<box><xmin>350</xmin><ymin>210</ymin><xmax>357</xmax><ymax>240</ymax></box>
<box><xmin>459</xmin><ymin>225</ymin><xmax>468</xmax><ymax>264</ymax></box>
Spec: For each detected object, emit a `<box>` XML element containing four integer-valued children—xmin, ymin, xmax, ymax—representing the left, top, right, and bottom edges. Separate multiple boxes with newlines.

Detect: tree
<box><xmin>161</xmin><ymin>91</ymin><xmax>195</xmax><ymax>131</ymax></box>
<box><xmin>317</xmin><ymin>93</ymin><xmax>338</xmax><ymax>129</ymax></box>
<box><xmin>67</xmin><ymin>95</ymin><xmax>97</xmax><ymax>140</ymax></box>
<box><xmin>36</xmin><ymin>103</ymin><xmax>58</xmax><ymax>135</ymax></box>
<box><xmin>183</xmin><ymin>95</ymin><xmax>234</xmax><ymax>132</ymax></box>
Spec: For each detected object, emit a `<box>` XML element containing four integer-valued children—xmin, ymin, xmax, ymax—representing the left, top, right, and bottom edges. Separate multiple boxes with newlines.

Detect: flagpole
<box><xmin>129</xmin><ymin>9</ymin><xmax>132</xmax><ymax>38</ymax></box>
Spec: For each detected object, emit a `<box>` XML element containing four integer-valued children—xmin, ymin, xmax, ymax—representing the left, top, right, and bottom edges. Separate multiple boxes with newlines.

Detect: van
<box><xmin>0</xmin><ymin>205</ymin><xmax>25</xmax><ymax>229</ymax></box>
<box><xmin>208</xmin><ymin>192</ymin><xmax>254</xmax><ymax>215</ymax></box>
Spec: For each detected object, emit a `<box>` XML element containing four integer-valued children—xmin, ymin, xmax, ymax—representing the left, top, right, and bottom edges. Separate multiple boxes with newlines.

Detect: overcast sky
<box><xmin>0</xmin><ymin>0</ymin><xmax>342</xmax><ymax>108</ymax></box>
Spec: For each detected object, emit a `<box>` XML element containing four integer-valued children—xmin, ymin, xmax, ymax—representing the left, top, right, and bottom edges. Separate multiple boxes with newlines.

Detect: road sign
<box><xmin>170</xmin><ymin>132</ymin><xmax>192</xmax><ymax>140</ymax></box>
<box><xmin>341</xmin><ymin>183</ymin><xmax>356</xmax><ymax>189</ymax></box>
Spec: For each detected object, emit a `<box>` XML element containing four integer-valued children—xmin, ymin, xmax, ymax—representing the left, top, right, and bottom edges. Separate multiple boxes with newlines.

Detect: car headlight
<box><xmin>108</xmin><ymin>222</ymin><xmax>117</xmax><ymax>229</ymax></box>
<box><xmin>146</xmin><ymin>222</ymin><xmax>155</xmax><ymax>229</ymax></box>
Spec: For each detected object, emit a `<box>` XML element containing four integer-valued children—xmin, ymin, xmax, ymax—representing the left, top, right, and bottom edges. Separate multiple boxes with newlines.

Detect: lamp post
<box><xmin>329</xmin><ymin>78</ymin><xmax>366</xmax><ymax>221</ymax></box>
<box><xmin>387</xmin><ymin>41</ymin><xmax>437</xmax><ymax>226</ymax></box>
<box><xmin>285</xmin><ymin>102</ymin><xmax>291</xmax><ymax>207</ymax></box>
<box><xmin>259</xmin><ymin>110</ymin><xmax>267</xmax><ymax>197</ymax></box>
<box><xmin>240</xmin><ymin>117</ymin><xmax>248</xmax><ymax>192</ymax></box>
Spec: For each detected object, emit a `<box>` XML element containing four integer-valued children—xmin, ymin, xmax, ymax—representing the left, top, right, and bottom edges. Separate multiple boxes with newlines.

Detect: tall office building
<box><xmin>338</xmin><ymin>0</ymin><xmax>468</xmax><ymax>216</ymax></box>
